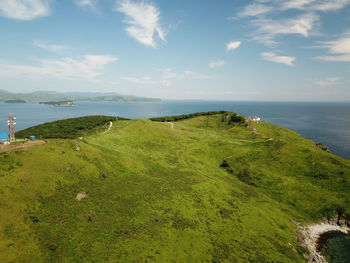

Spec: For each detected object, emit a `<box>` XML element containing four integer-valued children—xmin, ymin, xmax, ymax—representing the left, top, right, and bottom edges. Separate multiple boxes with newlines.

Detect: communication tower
<box><xmin>7</xmin><ymin>114</ymin><xmax>16</xmax><ymax>142</ymax></box>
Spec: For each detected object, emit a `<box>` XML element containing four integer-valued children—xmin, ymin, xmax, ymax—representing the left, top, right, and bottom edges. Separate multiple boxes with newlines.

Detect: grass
<box><xmin>0</xmin><ymin>112</ymin><xmax>349</xmax><ymax>262</ymax></box>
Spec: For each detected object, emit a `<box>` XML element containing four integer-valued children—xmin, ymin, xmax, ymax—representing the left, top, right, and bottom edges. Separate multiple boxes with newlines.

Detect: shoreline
<box><xmin>298</xmin><ymin>223</ymin><xmax>350</xmax><ymax>263</ymax></box>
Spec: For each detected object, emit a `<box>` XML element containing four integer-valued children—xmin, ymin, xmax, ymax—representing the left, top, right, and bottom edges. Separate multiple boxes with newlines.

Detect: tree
<box><xmin>344</xmin><ymin>208</ymin><xmax>350</xmax><ymax>227</ymax></box>
<box><xmin>320</xmin><ymin>206</ymin><xmax>335</xmax><ymax>223</ymax></box>
<box><xmin>335</xmin><ymin>205</ymin><xmax>346</xmax><ymax>225</ymax></box>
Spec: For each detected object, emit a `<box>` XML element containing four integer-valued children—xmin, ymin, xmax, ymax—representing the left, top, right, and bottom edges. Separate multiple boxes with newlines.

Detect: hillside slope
<box><xmin>1</xmin><ymin>113</ymin><xmax>349</xmax><ymax>262</ymax></box>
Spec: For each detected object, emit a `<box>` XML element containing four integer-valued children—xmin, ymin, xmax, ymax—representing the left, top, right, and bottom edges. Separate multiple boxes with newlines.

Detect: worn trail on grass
<box><xmin>0</xmin><ymin>140</ymin><xmax>46</xmax><ymax>153</ymax></box>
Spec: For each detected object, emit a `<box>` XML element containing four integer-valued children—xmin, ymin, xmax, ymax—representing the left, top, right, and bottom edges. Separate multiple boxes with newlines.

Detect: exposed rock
<box><xmin>297</xmin><ymin>222</ymin><xmax>350</xmax><ymax>263</ymax></box>
<box><xmin>316</xmin><ymin>143</ymin><xmax>331</xmax><ymax>153</ymax></box>
<box><xmin>29</xmin><ymin>216</ymin><xmax>40</xmax><ymax>223</ymax></box>
<box><xmin>76</xmin><ymin>192</ymin><xmax>87</xmax><ymax>201</ymax></box>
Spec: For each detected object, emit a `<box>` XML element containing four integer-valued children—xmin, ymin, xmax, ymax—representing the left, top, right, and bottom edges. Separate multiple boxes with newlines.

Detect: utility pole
<box><xmin>7</xmin><ymin>114</ymin><xmax>16</xmax><ymax>142</ymax></box>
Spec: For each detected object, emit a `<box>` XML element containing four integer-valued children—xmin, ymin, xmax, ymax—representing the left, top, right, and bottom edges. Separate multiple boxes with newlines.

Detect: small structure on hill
<box><xmin>0</xmin><ymin>132</ymin><xmax>10</xmax><ymax>144</ymax></box>
<box><xmin>247</xmin><ymin>116</ymin><xmax>261</xmax><ymax>123</ymax></box>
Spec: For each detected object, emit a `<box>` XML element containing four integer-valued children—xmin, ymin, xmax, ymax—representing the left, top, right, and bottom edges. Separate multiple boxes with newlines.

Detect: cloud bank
<box><xmin>33</xmin><ymin>41</ymin><xmax>67</xmax><ymax>53</ymax></box>
<box><xmin>315</xmin><ymin>77</ymin><xmax>341</xmax><ymax>86</ymax></box>
<box><xmin>0</xmin><ymin>55</ymin><xmax>117</xmax><ymax>80</ymax></box>
<box><xmin>209</xmin><ymin>60</ymin><xmax>225</xmax><ymax>68</ymax></box>
<box><xmin>0</xmin><ymin>0</ymin><xmax>51</xmax><ymax>20</ymax></box>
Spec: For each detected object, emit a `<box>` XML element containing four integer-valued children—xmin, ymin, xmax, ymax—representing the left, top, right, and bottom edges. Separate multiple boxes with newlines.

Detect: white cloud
<box><xmin>161</xmin><ymin>68</ymin><xmax>210</xmax><ymax>80</ymax></box>
<box><xmin>261</xmin><ymin>52</ymin><xmax>296</xmax><ymax>66</ymax></box>
<box><xmin>322</xmin><ymin>37</ymin><xmax>350</xmax><ymax>54</ymax></box>
<box><xmin>162</xmin><ymin>68</ymin><xmax>177</xmax><ymax>79</ymax></box>
<box><xmin>0</xmin><ymin>0</ymin><xmax>51</xmax><ymax>20</ymax></box>
<box><xmin>257</xmin><ymin>13</ymin><xmax>318</xmax><ymax>37</ymax></box>
<box><xmin>209</xmin><ymin>60</ymin><xmax>225</xmax><ymax>68</ymax></box>
<box><xmin>115</xmin><ymin>0</ymin><xmax>165</xmax><ymax>47</ymax></box>
<box><xmin>237</xmin><ymin>0</ymin><xmax>350</xmax><ymax>15</ymax></box>
<box><xmin>282</xmin><ymin>0</ymin><xmax>350</xmax><ymax>11</ymax></box>
<box><xmin>235</xmin><ymin>1</ymin><xmax>348</xmax><ymax>46</ymax></box>
<box><xmin>0</xmin><ymin>55</ymin><xmax>117</xmax><ymax>80</ymax></box>
<box><xmin>316</xmin><ymin>54</ymin><xmax>350</xmax><ymax>62</ymax></box>
<box><xmin>121</xmin><ymin>76</ymin><xmax>157</xmax><ymax>84</ymax></box>
<box><xmin>33</xmin><ymin>41</ymin><xmax>67</xmax><ymax>53</ymax></box>
<box><xmin>226</xmin><ymin>41</ymin><xmax>241</xmax><ymax>51</ymax></box>
<box><xmin>120</xmin><ymin>68</ymin><xmax>210</xmax><ymax>87</ymax></box>
<box><xmin>237</xmin><ymin>4</ymin><xmax>273</xmax><ymax>18</ymax></box>
<box><xmin>315</xmin><ymin>36</ymin><xmax>350</xmax><ymax>62</ymax></box>
<box><xmin>252</xmin><ymin>13</ymin><xmax>319</xmax><ymax>45</ymax></box>
<box><xmin>315</xmin><ymin>77</ymin><xmax>341</xmax><ymax>86</ymax></box>
<box><xmin>281</xmin><ymin>0</ymin><xmax>316</xmax><ymax>10</ymax></box>
<box><xmin>73</xmin><ymin>0</ymin><xmax>97</xmax><ymax>10</ymax></box>
<box><xmin>181</xmin><ymin>70</ymin><xmax>211</xmax><ymax>80</ymax></box>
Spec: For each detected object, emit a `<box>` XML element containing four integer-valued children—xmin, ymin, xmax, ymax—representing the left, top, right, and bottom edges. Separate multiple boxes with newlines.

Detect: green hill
<box><xmin>1</xmin><ymin>112</ymin><xmax>350</xmax><ymax>262</ymax></box>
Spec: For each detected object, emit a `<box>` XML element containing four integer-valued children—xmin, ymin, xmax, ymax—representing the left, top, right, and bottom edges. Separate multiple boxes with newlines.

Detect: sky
<box><xmin>0</xmin><ymin>0</ymin><xmax>349</xmax><ymax>101</ymax></box>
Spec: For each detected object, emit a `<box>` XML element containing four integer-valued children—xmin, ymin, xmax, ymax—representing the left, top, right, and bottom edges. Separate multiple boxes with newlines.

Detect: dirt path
<box><xmin>0</xmin><ymin>140</ymin><xmax>46</xmax><ymax>153</ymax></box>
<box><xmin>103</xmin><ymin>121</ymin><xmax>113</xmax><ymax>134</ymax></box>
<box><xmin>299</xmin><ymin>223</ymin><xmax>350</xmax><ymax>263</ymax></box>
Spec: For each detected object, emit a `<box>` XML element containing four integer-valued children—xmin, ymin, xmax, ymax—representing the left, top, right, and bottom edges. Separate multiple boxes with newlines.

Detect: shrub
<box><xmin>150</xmin><ymin>111</ymin><xmax>230</xmax><ymax>122</ymax></box>
<box><xmin>222</xmin><ymin>113</ymin><xmax>245</xmax><ymax>125</ymax></box>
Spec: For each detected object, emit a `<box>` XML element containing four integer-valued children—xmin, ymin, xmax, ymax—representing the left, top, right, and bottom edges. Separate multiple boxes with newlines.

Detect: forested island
<box><xmin>39</xmin><ymin>101</ymin><xmax>75</xmax><ymax>107</ymax></box>
<box><xmin>3</xmin><ymin>99</ymin><xmax>26</xmax><ymax>103</ymax></box>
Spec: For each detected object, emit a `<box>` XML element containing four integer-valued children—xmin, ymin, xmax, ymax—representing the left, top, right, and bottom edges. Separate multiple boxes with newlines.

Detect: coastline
<box><xmin>298</xmin><ymin>223</ymin><xmax>350</xmax><ymax>263</ymax></box>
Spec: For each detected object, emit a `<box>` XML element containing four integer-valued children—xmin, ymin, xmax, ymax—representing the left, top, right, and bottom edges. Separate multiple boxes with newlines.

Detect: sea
<box><xmin>1</xmin><ymin>100</ymin><xmax>349</xmax><ymax>160</ymax></box>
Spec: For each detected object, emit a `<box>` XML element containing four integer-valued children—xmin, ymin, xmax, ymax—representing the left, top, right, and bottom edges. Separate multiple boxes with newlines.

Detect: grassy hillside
<box><xmin>1</xmin><ymin>112</ymin><xmax>350</xmax><ymax>262</ymax></box>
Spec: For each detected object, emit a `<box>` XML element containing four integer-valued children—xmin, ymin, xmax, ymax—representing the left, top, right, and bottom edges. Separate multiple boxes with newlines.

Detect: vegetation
<box><xmin>1</xmin><ymin>112</ymin><xmax>349</xmax><ymax>262</ymax></box>
<box><xmin>150</xmin><ymin>111</ymin><xmax>244</xmax><ymax>123</ymax></box>
<box><xmin>15</xmin><ymin>116</ymin><xmax>125</xmax><ymax>139</ymax></box>
<box><xmin>39</xmin><ymin>101</ymin><xmax>74</xmax><ymax>106</ymax></box>
<box><xmin>4</xmin><ymin>99</ymin><xmax>26</xmax><ymax>103</ymax></box>
<box><xmin>323</xmin><ymin>235</ymin><xmax>350</xmax><ymax>263</ymax></box>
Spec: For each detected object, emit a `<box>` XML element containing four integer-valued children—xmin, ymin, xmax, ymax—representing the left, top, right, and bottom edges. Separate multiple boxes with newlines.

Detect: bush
<box><xmin>149</xmin><ymin>111</ymin><xmax>230</xmax><ymax>122</ymax></box>
<box><xmin>222</xmin><ymin>113</ymin><xmax>245</xmax><ymax>125</ymax></box>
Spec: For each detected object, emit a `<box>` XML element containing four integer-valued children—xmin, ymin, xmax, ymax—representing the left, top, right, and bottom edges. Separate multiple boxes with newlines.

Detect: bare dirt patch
<box><xmin>76</xmin><ymin>192</ymin><xmax>88</xmax><ymax>201</ymax></box>
<box><xmin>0</xmin><ymin>140</ymin><xmax>46</xmax><ymax>153</ymax></box>
<box><xmin>102</xmin><ymin>121</ymin><xmax>113</xmax><ymax>134</ymax></box>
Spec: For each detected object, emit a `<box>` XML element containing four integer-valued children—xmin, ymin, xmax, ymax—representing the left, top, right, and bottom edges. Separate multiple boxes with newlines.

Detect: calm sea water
<box><xmin>0</xmin><ymin>101</ymin><xmax>349</xmax><ymax>159</ymax></box>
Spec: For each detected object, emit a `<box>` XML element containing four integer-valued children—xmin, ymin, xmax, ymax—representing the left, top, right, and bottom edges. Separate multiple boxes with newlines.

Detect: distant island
<box><xmin>40</xmin><ymin>101</ymin><xmax>75</xmax><ymax>107</ymax></box>
<box><xmin>4</xmin><ymin>99</ymin><xmax>26</xmax><ymax>103</ymax></box>
<box><xmin>0</xmin><ymin>90</ymin><xmax>161</xmax><ymax>103</ymax></box>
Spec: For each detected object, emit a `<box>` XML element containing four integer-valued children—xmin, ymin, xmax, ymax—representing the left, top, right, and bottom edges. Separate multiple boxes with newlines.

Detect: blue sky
<box><xmin>0</xmin><ymin>0</ymin><xmax>349</xmax><ymax>101</ymax></box>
